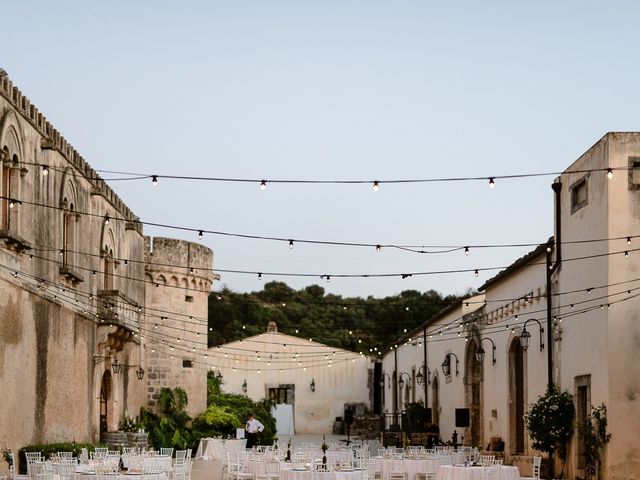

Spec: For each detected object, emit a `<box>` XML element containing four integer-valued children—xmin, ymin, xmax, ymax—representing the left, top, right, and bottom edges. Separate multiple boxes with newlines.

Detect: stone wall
<box><xmin>144</xmin><ymin>237</ymin><xmax>214</xmax><ymax>416</ymax></box>
<box><xmin>0</xmin><ymin>71</ymin><xmax>215</xmax><ymax>468</ymax></box>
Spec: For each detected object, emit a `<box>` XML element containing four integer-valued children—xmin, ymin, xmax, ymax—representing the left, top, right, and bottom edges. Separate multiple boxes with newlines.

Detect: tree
<box><xmin>524</xmin><ymin>386</ymin><xmax>575</xmax><ymax>478</ymax></box>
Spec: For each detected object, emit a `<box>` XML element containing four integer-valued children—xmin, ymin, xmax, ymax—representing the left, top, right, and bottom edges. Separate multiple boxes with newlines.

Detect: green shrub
<box><xmin>196</xmin><ymin>372</ymin><xmax>277</xmax><ymax>445</ymax></box>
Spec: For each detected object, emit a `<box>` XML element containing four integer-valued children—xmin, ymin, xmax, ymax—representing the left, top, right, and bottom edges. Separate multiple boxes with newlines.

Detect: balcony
<box><xmin>96</xmin><ymin>289</ymin><xmax>142</xmax><ymax>333</ymax></box>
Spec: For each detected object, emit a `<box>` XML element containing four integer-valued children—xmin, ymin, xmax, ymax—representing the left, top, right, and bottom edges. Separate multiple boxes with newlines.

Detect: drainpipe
<box><xmin>393</xmin><ymin>347</ymin><xmax>398</xmax><ymax>419</ymax></box>
<box><xmin>546</xmin><ymin>179</ymin><xmax>563</xmax><ymax>390</ymax></box>
<box><xmin>423</xmin><ymin>327</ymin><xmax>428</xmax><ymax>409</ymax></box>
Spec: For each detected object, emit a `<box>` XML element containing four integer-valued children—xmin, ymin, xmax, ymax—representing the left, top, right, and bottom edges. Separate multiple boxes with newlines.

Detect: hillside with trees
<box><xmin>208</xmin><ymin>282</ymin><xmax>465</xmax><ymax>355</ymax></box>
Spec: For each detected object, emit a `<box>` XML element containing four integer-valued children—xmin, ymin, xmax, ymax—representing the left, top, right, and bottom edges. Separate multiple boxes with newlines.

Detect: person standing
<box><xmin>245</xmin><ymin>413</ymin><xmax>264</xmax><ymax>449</ymax></box>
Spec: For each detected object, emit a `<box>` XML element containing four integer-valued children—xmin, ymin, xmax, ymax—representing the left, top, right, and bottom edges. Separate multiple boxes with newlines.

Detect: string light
<box><xmin>104</xmin><ymin>214</ymin><xmax>110</xmax><ymax>224</ymax></box>
<box><xmin>41</xmin><ymin>165</ymin><xmax>49</xmax><ymax>176</ymax></box>
<box><xmin>464</xmin><ymin>246</ymin><xmax>470</xmax><ymax>255</ymax></box>
<box><xmin>607</xmin><ymin>168</ymin><xmax>613</xmax><ymax>179</ymax></box>
<box><xmin>258</xmin><ymin>273</ymin><xmax>262</xmax><ymax>280</ymax></box>
<box><xmin>151</xmin><ymin>175</ymin><xmax>158</xmax><ymax>186</ymax></box>
<box><xmin>474</xmin><ymin>269</ymin><xmax>479</xmax><ymax>277</ymax></box>
<box><xmin>627</xmin><ymin>237</ymin><xmax>632</xmax><ymax>246</ymax></box>
<box><xmin>198</xmin><ymin>230</ymin><xmax>203</xmax><ymax>240</ymax></box>
<box><xmin>488</xmin><ymin>177</ymin><xmax>496</xmax><ymax>188</ymax></box>
<box><xmin>376</xmin><ymin>245</ymin><xmax>381</xmax><ymax>252</ymax></box>
<box><xmin>288</xmin><ymin>240</ymin><xmax>294</xmax><ymax>249</ymax></box>
<box><xmin>625</xmin><ymin>251</ymin><xmax>630</xmax><ymax>258</ymax></box>
<box><xmin>260</xmin><ymin>180</ymin><xmax>267</xmax><ymax>191</ymax></box>
<box><xmin>372</xmin><ymin>181</ymin><xmax>380</xmax><ymax>192</ymax></box>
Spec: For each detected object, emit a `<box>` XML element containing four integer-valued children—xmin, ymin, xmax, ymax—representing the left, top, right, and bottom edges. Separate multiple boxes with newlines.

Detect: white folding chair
<box><xmin>479</xmin><ymin>455</ymin><xmax>495</xmax><ymax>466</ymax></box>
<box><xmin>520</xmin><ymin>456</ymin><xmax>542</xmax><ymax>480</ymax></box>
<box><xmin>225</xmin><ymin>452</ymin><xmax>254</xmax><ymax>480</ymax></box>
<box><xmin>25</xmin><ymin>453</ymin><xmax>42</xmax><ymax>478</ymax></box>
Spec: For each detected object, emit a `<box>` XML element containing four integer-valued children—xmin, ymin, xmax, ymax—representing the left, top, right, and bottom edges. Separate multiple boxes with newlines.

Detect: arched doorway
<box><xmin>508</xmin><ymin>338</ymin><xmax>526</xmax><ymax>454</ymax></box>
<box><xmin>465</xmin><ymin>340</ymin><xmax>482</xmax><ymax>447</ymax></box>
<box><xmin>431</xmin><ymin>376</ymin><xmax>440</xmax><ymax>426</ymax></box>
<box><xmin>100</xmin><ymin>370</ymin><xmax>112</xmax><ymax>439</ymax></box>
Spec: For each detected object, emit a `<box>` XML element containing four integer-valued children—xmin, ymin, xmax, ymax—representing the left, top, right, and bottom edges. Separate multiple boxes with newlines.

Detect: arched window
<box><xmin>431</xmin><ymin>375</ymin><xmax>440</xmax><ymax>426</ymax></box>
<box><xmin>100</xmin><ymin>221</ymin><xmax>117</xmax><ymax>291</ymax></box>
<box><xmin>103</xmin><ymin>245</ymin><xmax>114</xmax><ymax>290</ymax></box>
<box><xmin>0</xmin><ymin>151</ymin><xmax>19</xmax><ymax>232</ymax></box>
<box><xmin>0</xmin><ymin>150</ymin><xmax>9</xmax><ymax>231</ymax></box>
<box><xmin>62</xmin><ymin>201</ymin><xmax>77</xmax><ymax>267</ymax></box>
<box><xmin>508</xmin><ymin>338</ymin><xmax>526</xmax><ymax>454</ymax></box>
<box><xmin>0</xmin><ymin>115</ymin><xmax>25</xmax><ymax>236</ymax></box>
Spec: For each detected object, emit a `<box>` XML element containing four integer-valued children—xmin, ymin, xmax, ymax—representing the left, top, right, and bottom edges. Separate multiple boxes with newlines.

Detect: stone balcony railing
<box><xmin>97</xmin><ymin>289</ymin><xmax>142</xmax><ymax>333</ymax></box>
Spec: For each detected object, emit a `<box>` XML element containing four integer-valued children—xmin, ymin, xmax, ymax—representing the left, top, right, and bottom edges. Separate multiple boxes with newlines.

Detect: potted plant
<box><xmin>524</xmin><ymin>386</ymin><xmax>575</xmax><ymax>479</ymax></box>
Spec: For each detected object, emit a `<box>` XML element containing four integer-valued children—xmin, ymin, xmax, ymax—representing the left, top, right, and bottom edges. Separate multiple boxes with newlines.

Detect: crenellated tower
<box><xmin>143</xmin><ymin>237</ymin><xmax>215</xmax><ymax>416</ymax></box>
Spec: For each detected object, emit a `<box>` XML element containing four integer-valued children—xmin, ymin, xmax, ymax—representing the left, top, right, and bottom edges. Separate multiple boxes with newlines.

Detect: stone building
<box><xmin>211</xmin><ymin>321</ymin><xmax>373</xmax><ymax>434</ymax></box>
<box><xmin>380</xmin><ymin>132</ymin><xmax>640</xmax><ymax>479</ymax></box>
<box><xmin>0</xmin><ymin>72</ymin><xmax>214</xmax><ymax>459</ymax></box>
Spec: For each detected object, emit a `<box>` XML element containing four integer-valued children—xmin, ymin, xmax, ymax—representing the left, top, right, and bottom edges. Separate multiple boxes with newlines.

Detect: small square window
<box><xmin>628</xmin><ymin>157</ymin><xmax>640</xmax><ymax>190</ymax></box>
<box><xmin>185</xmin><ymin>295</ymin><xmax>194</xmax><ymax>303</ymax></box>
<box><xmin>182</xmin><ymin>359</ymin><xmax>194</xmax><ymax>368</ymax></box>
<box><xmin>571</xmin><ymin>176</ymin><xmax>589</xmax><ymax>214</ymax></box>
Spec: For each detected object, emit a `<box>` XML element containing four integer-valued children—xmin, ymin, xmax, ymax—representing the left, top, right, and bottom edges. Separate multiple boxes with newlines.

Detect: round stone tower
<box><xmin>143</xmin><ymin>236</ymin><xmax>215</xmax><ymax>416</ymax></box>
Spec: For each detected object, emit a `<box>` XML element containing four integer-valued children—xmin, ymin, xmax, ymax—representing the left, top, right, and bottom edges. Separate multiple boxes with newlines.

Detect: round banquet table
<box><xmin>371</xmin><ymin>456</ymin><xmax>457</xmax><ymax>480</ymax></box>
<box><xmin>436</xmin><ymin>465</ymin><xmax>520</xmax><ymax>480</ymax></box>
<box><xmin>280</xmin><ymin>468</ymin><xmax>365</xmax><ymax>480</ymax></box>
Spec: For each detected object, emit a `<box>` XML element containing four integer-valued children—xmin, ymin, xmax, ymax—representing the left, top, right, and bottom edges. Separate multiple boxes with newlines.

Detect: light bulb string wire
<box><xmin>13</xmin><ymin>241</ymin><xmax>640</xmax><ymax>332</ymax></box>
<box><xmin>18</xmin><ymin>158</ymin><xmax>621</xmax><ymax>186</ymax></box>
<box><xmin>18</xmin><ymin>237</ymin><xmax>640</xmax><ymax>335</ymax></box>
<box><xmin>15</xmin><ymin>221</ymin><xmax>640</xmax><ymax>282</ymax></box>
<box><xmin>0</xmin><ymin>261</ymin><xmax>373</xmax><ymax>356</ymax></box>
<box><xmin>3</xmin><ymin>259</ymin><xmax>637</xmax><ymax>363</ymax></box>
<box><xmin>3</xmin><ymin>193</ymin><xmax>639</xmax><ymax>255</ymax></box>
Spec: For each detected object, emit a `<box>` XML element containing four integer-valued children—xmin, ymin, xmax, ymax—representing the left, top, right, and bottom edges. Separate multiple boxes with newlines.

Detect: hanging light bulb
<box><xmin>42</xmin><ymin>165</ymin><xmax>49</xmax><ymax>176</ymax></box>
<box><xmin>464</xmin><ymin>246</ymin><xmax>470</xmax><ymax>255</ymax></box>
<box><xmin>198</xmin><ymin>230</ymin><xmax>204</xmax><ymax>240</ymax></box>
<box><xmin>260</xmin><ymin>179</ymin><xmax>267</xmax><ymax>191</ymax></box>
<box><xmin>258</xmin><ymin>272</ymin><xmax>262</xmax><ymax>280</ymax></box>
<box><xmin>627</xmin><ymin>237</ymin><xmax>632</xmax><ymax>246</ymax></box>
<box><xmin>289</xmin><ymin>240</ymin><xmax>294</xmax><ymax>249</ymax></box>
<box><xmin>474</xmin><ymin>269</ymin><xmax>479</xmax><ymax>277</ymax></box>
<box><xmin>376</xmin><ymin>245</ymin><xmax>381</xmax><ymax>252</ymax></box>
<box><xmin>372</xmin><ymin>180</ymin><xmax>380</xmax><ymax>192</ymax></box>
<box><xmin>151</xmin><ymin>175</ymin><xmax>158</xmax><ymax>186</ymax></box>
<box><xmin>104</xmin><ymin>214</ymin><xmax>110</xmax><ymax>224</ymax></box>
<box><xmin>488</xmin><ymin>177</ymin><xmax>496</xmax><ymax>188</ymax></box>
<box><xmin>607</xmin><ymin>168</ymin><xmax>613</xmax><ymax>179</ymax></box>
<box><xmin>625</xmin><ymin>251</ymin><xmax>630</xmax><ymax>258</ymax></box>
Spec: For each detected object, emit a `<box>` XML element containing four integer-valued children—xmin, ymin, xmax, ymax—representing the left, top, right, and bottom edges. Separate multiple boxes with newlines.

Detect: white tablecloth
<box><xmin>372</xmin><ymin>457</ymin><xmax>455</xmax><ymax>480</ymax></box>
<box><xmin>196</xmin><ymin>438</ymin><xmax>246</xmax><ymax>460</ymax></box>
<box><xmin>436</xmin><ymin>465</ymin><xmax>520</xmax><ymax>480</ymax></box>
<box><xmin>77</xmin><ymin>474</ymin><xmax>168</xmax><ymax>480</ymax></box>
<box><xmin>280</xmin><ymin>469</ymin><xmax>364</xmax><ymax>480</ymax></box>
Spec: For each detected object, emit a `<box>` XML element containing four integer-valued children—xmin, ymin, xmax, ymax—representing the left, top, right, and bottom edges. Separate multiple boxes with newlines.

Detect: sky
<box><xmin>3</xmin><ymin>1</ymin><xmax>640</xmax><ymax>298</ymax></box>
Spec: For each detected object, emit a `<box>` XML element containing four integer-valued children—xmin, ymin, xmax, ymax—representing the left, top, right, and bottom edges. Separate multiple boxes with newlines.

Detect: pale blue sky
<box><xmin>4</xmin><ymin>1</ymin><xmax>640</xmax><ymax>297</ymax></box>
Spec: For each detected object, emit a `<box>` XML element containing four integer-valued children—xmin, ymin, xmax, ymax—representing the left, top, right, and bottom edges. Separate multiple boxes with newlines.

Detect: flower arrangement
<box><xmin>2</xmin><ymin>447</ymin><xmax>13</xmax><ymax>467</ymax></box>
<box><xmin>118</xmin><ymin>413</ymin><xmax>138</xmax><ymax>433</ymax></box>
